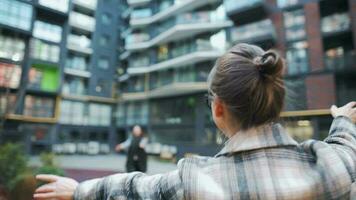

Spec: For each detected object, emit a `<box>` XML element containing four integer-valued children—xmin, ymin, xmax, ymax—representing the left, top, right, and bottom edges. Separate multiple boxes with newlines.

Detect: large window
<box><xmin>126</xmin><ymin>101</ymin><xmax>148</xmax><ymax>126</ymax></box>
<box><xmin>284</xmin><ymin>9</ymin><xmax>306</xmax><ymax>41</ymax></box>
<box><xmin>0</xmin><ymin>63</ymin><xmax>21</xmax><ymax>89</ymax></box>
<box><xmin>88</xmin><ymin>103</ymin><xmax>111</xmax><ymax>126</ymax></box>
<box><xmin>286</xmin><ymin>41</ymin><xmax>309</xmax><ymax>75</ymax></box>
<box><xmin>62</xmin><ymin>76</ymin><xmax>87</xmax><ymax>95</ymax></box>
<box><xmin>33</xmin><ymin>21</ymin><xmax>62</xmax><ymax>43</ymax></box>
<box><xmin>65</xmin><ymin>55</ymin><xmax>88</xmax><ymax>71</ymax></box>
<box><xmin>0</xmin><ymin>34</ymin><xmax>25</xmax><ymax>62</ymax></box>
<box><xmin>60</xmin><ymin>100</ymin><xmax>85</xmax><ymax>125</ymax></box>
<box><xmin>30</xmin><ymin>39</ymin><xmax>60</xmax><ymax>63</ymax></box>
<box><xmin>24</xmin><ymin>95</ymin><xmax>55</xmax><ymax>118</ymax></box>
<box><xmin>0</xmin><ymin>0</ymin><xmax>32</xmax><ymax>31</ymax></box>
<box><xmin>150</xmin><ymin>96</ymin><xmax>197</xmax><ymax>125</ymax></box>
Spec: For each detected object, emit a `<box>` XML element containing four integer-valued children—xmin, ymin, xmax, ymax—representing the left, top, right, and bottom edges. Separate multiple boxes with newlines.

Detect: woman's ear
<box><xmin>213</xmin><ymin>98</ymin><xmax>224</xmax><ymax>118</ymax></box>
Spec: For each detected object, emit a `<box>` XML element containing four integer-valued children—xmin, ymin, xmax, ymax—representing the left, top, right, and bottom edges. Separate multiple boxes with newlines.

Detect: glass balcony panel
<box><xmin>69</xmin><ymin>12</ymin><xmax>96</xmax><ymax>32</ymax></box>
<box><xmin>73</xmin><ymin>0</ymin><xmax>97</xmax><ymax>10</ymax></box>
<box><xmin>231</xmin><ymin>19</ymin><xmax>274</xmax><ymax>43</ymax></box>
<box><xmin>33</xmin><ymin>21</ymin><xmax>62</xmax><ymax>43</ymax></box>
<box><xmin>67</xmin><ymin>34</ymin><xmax>91</xmax><ymax>49</ymax></box>
<box><xmin>321</xmin><ymin>12</ymin><xmax>351</xmax><ymax>34</ymax></box>
<box><xmin>62</xmin><ymin>77</ymin><xmax>88</xmax><ymax>95</ymax></box>
<box><xmin>38</xmin><ymin>0</ymin><xmax>69</xmax><ymax>13</ymax></box>
<box><xmin>30</xmin><ymin>39</ymin><xmax>60</xmax><ymax>63</ymax></box>
<box><xmin>125</xmin><ymin>33</ymin><xmax>150</xmax><ymax>44</ymax></box>
<box><xmin>0</xmin><ymin>0</ymin><xmax>32</xmax><ymax>31</ymax></box>
<box><xmin>131</xmin><ymin>8</ymin><xmax>152</xmax><ymax>19</ymax></box>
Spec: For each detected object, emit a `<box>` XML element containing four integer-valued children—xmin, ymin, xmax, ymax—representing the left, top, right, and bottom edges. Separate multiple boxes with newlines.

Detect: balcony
<box><xmin>127</xmin><ymin>0</ymin><xmax>151</xmax><ymax>7</ymax></box>
<box><xmin>324</xmin><ymin>50</ymin><xmax>356</xmax><ymax>72</ymax></box>
<box><xmin>127</xmin><ymin>37</ymin><xmax>227</xmax><ymax>74</ymax></box>
<box><xmin>73</xmin><ymin>0</ymin><xmax>97</xmax><ymax>11</ymax></box>
<box><xmin>38</xmin><ymin>0</ymin><xmax>69</xmax><ymax>13</ymax></box>
<box><xmin>321</xmin><ymin>13</ymin><xmax>352</xmax><ymax>49</ymax></box>
<box><xmin>230</xmin><ymin>19</ymin><xmax>276</xmax><ymax>46</ymax></box>
<box><xmin>130</xmin><ymin>0</ymin><xmax>220</xmax><ymax>28</ymax></box>
<box><xmin>69</xmin><ymin>12</ymin><xmax>96</xmax><ymax>33</ymax></box>
<box><xmin>126</xmin><ymin>9</ymin><xmax>232</xmax><ymax>51</ymax></box>
<box><xmin>223</xmin><ymin>0</ymin><xmax>269</xmax><ymax>25</ymax></box>
<box><xmin>121</xmin><ymin>82</ymin><xmax>207</xmax><ymax>101</ymax></box>
<box><xmin>67</xmin><ymin>35</ymin><xmax>93</xmax><ymax>55</ymax></box>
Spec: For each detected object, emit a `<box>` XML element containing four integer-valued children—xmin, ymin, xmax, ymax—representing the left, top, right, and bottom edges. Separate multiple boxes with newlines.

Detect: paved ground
<box><xmin>29</xmin><ymin>154</ymin><xmax>177</xmax><ymax>182</ymax></box>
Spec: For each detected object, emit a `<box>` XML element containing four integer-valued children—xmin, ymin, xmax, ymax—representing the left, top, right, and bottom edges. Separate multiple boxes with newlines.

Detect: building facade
<box><xmin>0</xmin><ymin>0</ymin><xmax>120</xmax><ymax>154</ymax></box>
<box><xmin>0</xmin><ymin>0</ymin><xmax>355</xmax><ymax>158</ymax></box>
<box><xmin>116</xmin><ymin>0</ymin><xmax>356</xmax><ymax>158</ymax></box>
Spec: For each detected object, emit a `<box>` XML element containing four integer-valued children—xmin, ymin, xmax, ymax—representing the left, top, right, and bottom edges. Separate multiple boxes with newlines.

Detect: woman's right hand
<box><xmin>331</xmin><ymin>102</ymin><xmax>356</xmax><ymax>123</ymax></box>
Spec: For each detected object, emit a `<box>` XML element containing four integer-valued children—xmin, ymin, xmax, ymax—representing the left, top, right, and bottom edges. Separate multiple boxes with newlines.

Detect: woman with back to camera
<box><xmin>34</xmin><ymin>43</ymin><xmax>356</xmax><ymax>200</ymax></box>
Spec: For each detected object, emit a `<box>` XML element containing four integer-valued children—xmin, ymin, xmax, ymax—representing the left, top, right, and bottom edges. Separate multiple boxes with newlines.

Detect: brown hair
<box><xmin>208</xmin><ymin>43</ymin><xmax>285</xmax><ymax>130</ymax></box>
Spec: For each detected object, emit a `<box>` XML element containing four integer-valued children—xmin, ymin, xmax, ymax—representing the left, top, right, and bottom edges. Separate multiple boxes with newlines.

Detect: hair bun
<box><xmin>254</xmin><ymin>50</ymin><xmax>283</xmax><ymax>77</ymax></box>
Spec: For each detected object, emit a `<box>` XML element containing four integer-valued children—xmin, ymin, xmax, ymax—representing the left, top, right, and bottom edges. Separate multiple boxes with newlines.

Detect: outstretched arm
<box><xmin>34</xmin><ymin>170</ymin><xmax>183</xmax><ymax>200</ymax></box>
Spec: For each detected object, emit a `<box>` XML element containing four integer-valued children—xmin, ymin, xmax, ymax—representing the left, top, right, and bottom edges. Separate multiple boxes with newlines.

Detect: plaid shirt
<box><xmin>74</xmin><ymin>116</ymin><xmax>355</xmax><ymax>200</ymax></box>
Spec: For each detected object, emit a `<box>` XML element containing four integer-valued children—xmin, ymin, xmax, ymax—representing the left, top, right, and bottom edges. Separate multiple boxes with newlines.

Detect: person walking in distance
<box><xmin>116</xmin><ymin>125</ymin><xmax>148</xmax><ymax>172</ymax></box>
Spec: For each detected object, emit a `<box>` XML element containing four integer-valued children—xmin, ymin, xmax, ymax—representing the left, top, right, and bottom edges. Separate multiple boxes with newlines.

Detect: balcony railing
<box><xmin>69</xmin><ymin>12</ymin><xmax>96</xmax><ymax>32</ymax></box>
<box><xmin>127</xmin><ymin>34</ymin><xmax>227</xmax><ymax>74</ymax></box>
<box><xmin>129</xmin><ymin>0</ymin><xmax>219</xmax><ymax>27</ymax></box>
<box><xmin>230</xmin><ymin>19</ymin><xmax>275</xmax><ymax>44</ymax></box>
<box><xmin>38</xmin><ymin>0</ymin><xmax>69</xmax><ymax>13</ymax></box>
<box><xmin>73</xmin><ymin>0</ymin><xmax>97</xmax><ymax>10</ymax></box>
<box><xmin>126</xmin><ymin>8</ymin><xmax>232</xmax><ymax>50</ymax></box>
<box><xmin>67</xmin><ymin>35</ymin><xmax>92</xmax><ymax>54</ymax></box>
<box><xmin>324</xmin><ymin>51</ymin><xmax>356</xmax><ymax>71</ymax></box>
<box><xmin>127</xmin><ymin>0</ymin><xmax>152</xmax><ymax>7</ymax></box>
<box><xmin>321</xmin><ymin>12</ymin><xmax>351</xmax><ymax>34</ymax></box>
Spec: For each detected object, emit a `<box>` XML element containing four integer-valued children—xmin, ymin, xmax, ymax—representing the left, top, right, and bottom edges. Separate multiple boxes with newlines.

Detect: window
<box><xmin>33</xmin><ymin>21</ymin><xmax>62</xmax><ymax>43</ymax></box>
<box><xmin>30</xmin><ymin>39</ymin><xmax>60</xmax><ymax>62</ymax></box>
<box><xmin>157</xmin><ymin>45</ymin><xmax>169</xmax><ymax>62</ymax></box>
<box><xmin>88</xmin><ymin>103</ymin><xmax>111</xmax><ymax>126</ymax></box>
<box><xmin>321</xmin><ymin>12</ymin><xmax>350</xmax><ymax>34</ymax></box>
<box><xmin>99</xmin><ymin>35</ymin><xmax>110</xmax><ymax>46</ymax></box>
<box><xmin>286</xmin><ymin>41</ymin><xmax>309</xmax><ymax>75</ymax></box>
<box><xmin>284</xmin><ymin>9</ymin><xmax>306</xmax><ymax>41</ymax></box>
<box><xmin>126</xmin><ymin>101</ymin><xmax>148</xmax><ymax>125</ymax></box>
<box><xmin>98</xmin><ymin>57</ymin><xmax>109</xmax><ymax>69</ymax></box>
<box><xmin>0</xmin><ymin>34</ymin><xmax>25</xmax><ymax>61</ymax></box>
<box><xmin>0</xmin><ymin>94</ymin><xmax>16</xmax><ymax>115</ymax></box>
<box><xmin>0</xmin><ymin>63</ymin><xmax>21</xmax><ymax>89</ymax></box>
<box><xmin>95</xmin><ymin>79</ymin><xmax>109</xmax><ymax>94</ymax></box>
<box><xmin>60</xmin><ymin>100</ymin><xmax>85</xmax><ymax>125</ymax></box>
<box><xmin>24</xmin><ymin>95</ymin><xmax>55</xmax><ymax>118</ymax></box>
<box><xmin>62</xmin><ymin>76</ymin><xmax>87</xmax><ymax>95</ymax></box>
<box><xmin>101</xmin><ymin>13</ymin><xmax>112</xmax><ymax>25</ymax></box>
<box><xmin>284</xmin><ymin>78</ymin><xmax>307</xmax><ymax>111</ymax></box>
<box><xmin>0</xmin><ymin>0</ymin><xmax>33</xmax><ymax>30</ymax></box>
<box><xmin>65</xmin><ymin>55</ymin><xmax>88</xmax><ymax>71</ymax></box>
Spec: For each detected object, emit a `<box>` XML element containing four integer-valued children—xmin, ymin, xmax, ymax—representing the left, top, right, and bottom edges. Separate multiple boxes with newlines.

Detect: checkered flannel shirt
<box><xmin>74</xmin><ymin>116</ymin><xmax>355</xmax><ymax>200</ymax></box>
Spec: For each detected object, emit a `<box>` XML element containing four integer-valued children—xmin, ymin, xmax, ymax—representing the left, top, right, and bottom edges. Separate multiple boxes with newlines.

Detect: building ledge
<box><xmin>127</xmin><ymin>50</ymin><xmax>223</xmax><ymax>75</ymax></box>
<box><xmin>126</xmin><ymin>21</ymin><xmax>232</xmax><ymax>51</ymax></box>
<box><xmin>61</xmin><ymin>94</ymin><xmax>116</xmax><ymax>104</ymax></box>
<box><xmin>130</xmin><ymin>0</ymin><xmax>219</xmax><ymax>28</ymax></box>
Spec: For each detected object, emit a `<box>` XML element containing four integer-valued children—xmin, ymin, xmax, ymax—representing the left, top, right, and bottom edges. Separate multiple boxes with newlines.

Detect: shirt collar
<box><xmin>215</xmin><ymin>123</ymin><xmax>298</xmax><ymax>157</ymax></box>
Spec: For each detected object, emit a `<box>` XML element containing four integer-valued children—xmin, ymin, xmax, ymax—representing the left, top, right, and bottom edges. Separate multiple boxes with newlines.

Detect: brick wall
<box><xmin>304</xmin><ymin>2</ymin><xmax>324</xmax><ymax>72</ymax></box>
<box><xmin>305</xmin><ymin>74</ymin><xmax>336</xmax><ymax>109</ymax></box>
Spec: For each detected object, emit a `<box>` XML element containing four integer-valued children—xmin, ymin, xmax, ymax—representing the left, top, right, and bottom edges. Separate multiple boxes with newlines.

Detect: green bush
<box><xmin>0</xmin><ymin>143</ymin><xmax>29</xmax><ymax>191</ymax></box>
<box><xmin>36</xmin><ymin>152</ymin><xmax>65</xmax><ymax>186</ymax></box>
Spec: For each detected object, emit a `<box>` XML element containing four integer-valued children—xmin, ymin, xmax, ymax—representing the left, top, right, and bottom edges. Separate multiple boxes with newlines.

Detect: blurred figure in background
<box><xmin>115</xmin><ymin>125</ymin><xmax>148</xmax><ymax>172</ymax></box>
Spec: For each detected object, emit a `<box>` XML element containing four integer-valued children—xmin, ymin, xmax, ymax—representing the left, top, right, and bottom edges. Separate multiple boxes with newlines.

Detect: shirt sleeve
<box><xmin>324</xmin><ymin>116</ymin><xmax>356</xmax><ymax>181</ymax></box>
<box><xmin>73</xmin><ymin>170</ymin><xmax>183</xmax><ymax>200</ymax></box>
<box><xmin>119</xmin><ymin>136</ymin><xmax>132</xmax><ymax>151</ymax></box>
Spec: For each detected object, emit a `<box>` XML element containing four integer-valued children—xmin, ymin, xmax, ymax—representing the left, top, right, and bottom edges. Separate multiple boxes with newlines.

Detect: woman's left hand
<box><xmin>34</xmin><ymin>174</ymin><xmax>78</xmax><ymax>200</ymax></box>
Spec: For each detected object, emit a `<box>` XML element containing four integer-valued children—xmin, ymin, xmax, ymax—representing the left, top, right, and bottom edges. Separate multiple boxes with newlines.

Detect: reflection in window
<box><xmin>284</xmin><ymin>78</ymin><xmax>307</xmax><ymax>111</ymax></box>
<box><xmin>286</xmin><ymin>41</ymin><xmax>309</xmax><ymax>75</ymax></box>
<box><xmin>284</xmin><ymin>9</ymin><xmax>306</xmax><ymax>41</ymax></box>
